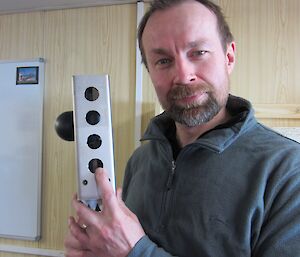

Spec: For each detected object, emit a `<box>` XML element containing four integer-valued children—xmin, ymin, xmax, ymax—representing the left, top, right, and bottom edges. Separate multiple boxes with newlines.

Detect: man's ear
<box><xmin>226</xmin><ymin>41</ymin><xmax>236</xmax><ymax>74</ymax></box>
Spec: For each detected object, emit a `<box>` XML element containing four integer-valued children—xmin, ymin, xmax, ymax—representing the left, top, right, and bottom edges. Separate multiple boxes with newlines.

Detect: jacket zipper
<box><xmin>158</xmin><ymin>160</ymin><xmax>176</xmax><ymax>231</ymax></box>
<box><xmin>167</xmin><ymin>160</ymin><xmax>176</xmax><ymax>190</ymax></box>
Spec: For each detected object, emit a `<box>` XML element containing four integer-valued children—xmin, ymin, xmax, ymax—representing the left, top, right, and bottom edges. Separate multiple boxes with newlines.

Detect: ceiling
<box><xmin>0</xmin><ymin>0</ymin><xmax>140</xmax><ymax>15</ymax></box>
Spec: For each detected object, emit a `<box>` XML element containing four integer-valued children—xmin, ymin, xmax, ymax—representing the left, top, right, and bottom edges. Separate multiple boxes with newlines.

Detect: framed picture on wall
<box><xmin>16</xmin><ymin>66</ymin><xmax>39</xmax><ymax>85</ymax></box>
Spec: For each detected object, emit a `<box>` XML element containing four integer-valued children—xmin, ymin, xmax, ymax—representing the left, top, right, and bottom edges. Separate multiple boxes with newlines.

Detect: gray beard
<box><xmin>166</xmin><ymin>94</ymin><xmax>221</xmax><ymax>127</ymax></box>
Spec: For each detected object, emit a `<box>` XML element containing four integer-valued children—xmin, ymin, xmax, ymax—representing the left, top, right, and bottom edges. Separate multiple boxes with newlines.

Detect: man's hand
<box><xmin>64</xmin><ymin>217</ymin><xmax>97</xmax><ymax>257</ymax></box>
<box><xmin>64</xmin><ymin>168</ymin><xmax>145</xmax><ymax>257</ymax></box>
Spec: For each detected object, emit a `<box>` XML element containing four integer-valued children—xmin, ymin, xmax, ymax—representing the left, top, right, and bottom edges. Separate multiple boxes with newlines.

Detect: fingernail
<box><xmin>96</xmin><ymin>167</ymin><xmax>103</xmax><ymax>173</ymax></box>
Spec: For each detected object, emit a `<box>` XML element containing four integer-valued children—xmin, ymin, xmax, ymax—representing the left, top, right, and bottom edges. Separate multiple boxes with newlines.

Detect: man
<box><xmin>64</xmin><ymin>0</ymin><xmax>300</xmax><ymax>256</ymax></box>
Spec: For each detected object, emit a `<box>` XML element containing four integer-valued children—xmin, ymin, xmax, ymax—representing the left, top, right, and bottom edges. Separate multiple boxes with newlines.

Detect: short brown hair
<box><xmin>138</xmin><ymin>0</ymin><xmax>234</xmax><ymax>68</ymax></box>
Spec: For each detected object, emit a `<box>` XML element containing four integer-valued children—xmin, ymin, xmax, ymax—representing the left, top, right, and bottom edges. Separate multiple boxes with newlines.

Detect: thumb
<box><xmin>116</xmin><ymin>187</ymin><xmax>134</xmax><ymax>217</ymax></box>
<box><xmin>116</xmin><ymin>188</ymin><xmax>123</xmax><ymax>201</ymax></box>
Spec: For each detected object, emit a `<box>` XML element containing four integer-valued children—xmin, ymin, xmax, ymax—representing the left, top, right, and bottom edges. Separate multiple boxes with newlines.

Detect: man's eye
<box><xmin>191</xmin><ymin>50</ymin><xmax>207</xmax><ymax>57</ymax></box>
<box><xmin>156</xmin><ymin>58</ymin><xmax>171</xmax><ymax>66</ymax></box>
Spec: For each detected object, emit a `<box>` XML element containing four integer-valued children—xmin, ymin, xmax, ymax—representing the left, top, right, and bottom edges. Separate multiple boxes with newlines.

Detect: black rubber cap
<box><xmin>54</xmin><ymin>111</ymin><xmax>74</xmax><ymax>141</ymax></box>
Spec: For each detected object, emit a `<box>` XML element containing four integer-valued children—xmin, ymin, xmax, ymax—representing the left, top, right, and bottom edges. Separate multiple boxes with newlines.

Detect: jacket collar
<box><xmin>141</xmin><ymin>95</ymin><xmax>257</xmax><ymax>153</ymax></box>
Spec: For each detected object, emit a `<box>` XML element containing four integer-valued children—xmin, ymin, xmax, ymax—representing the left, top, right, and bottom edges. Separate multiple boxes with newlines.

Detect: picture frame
<box><xmin>16</xmin><ymin>66</ymin><xmax>39</xmax><ymax>85</ymax></box>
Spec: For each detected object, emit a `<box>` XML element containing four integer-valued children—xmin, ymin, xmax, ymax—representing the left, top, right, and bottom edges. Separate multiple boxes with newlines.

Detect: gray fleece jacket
<box><xmin>123</xmin><ymin>95</ymin><xmax>300</xmax><ymax>257</ymax></box>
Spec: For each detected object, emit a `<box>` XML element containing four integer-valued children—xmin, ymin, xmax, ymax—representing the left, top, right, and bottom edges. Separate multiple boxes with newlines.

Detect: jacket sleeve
<box><xmin>127</xmin><ymin>236</ymin><xmax>178</xmax><ymax>257</ymax></box>
<box><xmin>252</xmin><ymin>166</ymin><xmax>300</xmax><ymax>256</ymax></box>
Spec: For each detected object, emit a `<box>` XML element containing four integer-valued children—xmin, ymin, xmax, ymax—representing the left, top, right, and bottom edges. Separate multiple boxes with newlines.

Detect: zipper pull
<box><xmin>167</xmin><ymin>160</ymin><xmax>176</xmax><ymax>190</ymax></box>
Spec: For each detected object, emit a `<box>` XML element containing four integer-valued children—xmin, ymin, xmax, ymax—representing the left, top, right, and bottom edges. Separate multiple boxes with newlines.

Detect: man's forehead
<box><xmin>149</xmin><ymin>39</ymin><xmax>210</xmax><ymax>54</ymax></box>
<box><xmin>147</xmin><ymin>1</ymin><xmax>216</xmax><ymax>24</ymax></box>
<box><xmin>142</xmin><ymin>2</ymin><xmax>219</xmax><ymax>49</ymax></box>
<box><xmin>143</xmin><ymin>1</ymin><xmax>218</xmax><ymax>37</ymax></box>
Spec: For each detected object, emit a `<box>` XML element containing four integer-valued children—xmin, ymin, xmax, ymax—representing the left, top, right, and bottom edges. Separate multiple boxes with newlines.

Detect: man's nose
<box><xmin>173</xmin><ymin>58</ymin><xmax>197</xmax><ymax>85</ymax></box>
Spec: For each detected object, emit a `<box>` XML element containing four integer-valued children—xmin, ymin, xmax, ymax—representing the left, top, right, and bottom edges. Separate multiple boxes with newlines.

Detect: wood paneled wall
<box><xmin>221</xmin><ymin>0</ymin><xmax>300</xmax><ymax>127</ymax></box>
<box><xmin>0</xmin><ymin>4</ymin><xmax>136</xmax><ymax>257</ymax></box>
<box><xmin>0</xmin><ymin>0</ymin><xmax>300</xmax><ymax>256</ymax></box>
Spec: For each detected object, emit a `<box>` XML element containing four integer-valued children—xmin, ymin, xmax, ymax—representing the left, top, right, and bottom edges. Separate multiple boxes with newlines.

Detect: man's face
<box><xmin>142</xmin><ymin>1</ymin><xmax>235</xmax><ymax>127</ymax></box>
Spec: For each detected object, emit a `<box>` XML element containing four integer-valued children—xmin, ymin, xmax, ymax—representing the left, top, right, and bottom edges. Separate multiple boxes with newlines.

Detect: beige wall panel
<box><xmin>0</xmin><ymin>4</ymin><xmax>136</xmax><ymax>257</ymax></box>
<box><xmin>222</xmin><ymin>0</ymin><xmax>300</xmax><ymax>104</ymax></box>
<box><xmin>258</xmin><ymin>118</ymin><xmax>300</xmax><ymax>128</ymax></box>
<box><xmin>0</xmin><ymin>12</ymin><xmax>44</xmax><ymax>60</ymax></box>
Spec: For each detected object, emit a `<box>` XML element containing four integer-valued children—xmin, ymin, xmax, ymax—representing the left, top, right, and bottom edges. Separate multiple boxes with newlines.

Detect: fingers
<box><xmin>68</xmin><ymin>216</ymin><xmax>90</xmax><ymax>246</ymax></box>
<box><xmin>65</xmin><ymin>217</ymin><xmax>91</xmax><ymax>257</ymax></box>
<box><xmin>64</xmin><ymin>233</ymin><xmax>94</xmax><ymax>257</ymax></box>
<box><xmin>66</xmin><ymin>172</ymin><xmax>144</xmax><ymax>257</ymax></box>
<box><xmin>72</xmin><ymin>196</ymin><xmax>98</xmax><ymax>227</ymax></box>
<box><xmin>95</xmin><ymin>168</ymin><xmax>119</xmax><ymax>213</ymax></box>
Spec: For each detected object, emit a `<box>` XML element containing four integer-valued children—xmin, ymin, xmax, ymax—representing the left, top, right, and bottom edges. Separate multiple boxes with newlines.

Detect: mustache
<box><xmin>168</xmin><ymin>84</ymin><xmax>210</xmax><ymax>100</ymax></box>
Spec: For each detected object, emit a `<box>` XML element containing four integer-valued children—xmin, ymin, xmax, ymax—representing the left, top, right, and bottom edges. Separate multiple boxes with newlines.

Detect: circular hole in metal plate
<box><xmin>88</xmin><ymin>158</ymin><xmax>103</xmax><ymax>173</ymax></box>
<box><xmin>87</xmin><ymin>134</ymin><xmax>102</xmax><ymax>149</ymax></box>
<box><xmin>86</xmin><ymin>110</ymin><xmax>100</xmax><ymax>125</ymax></box>
<box><xmin>85</xmin><ymin>87</ymin><xmax>99</xmax><ymax>101</ymax></box>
